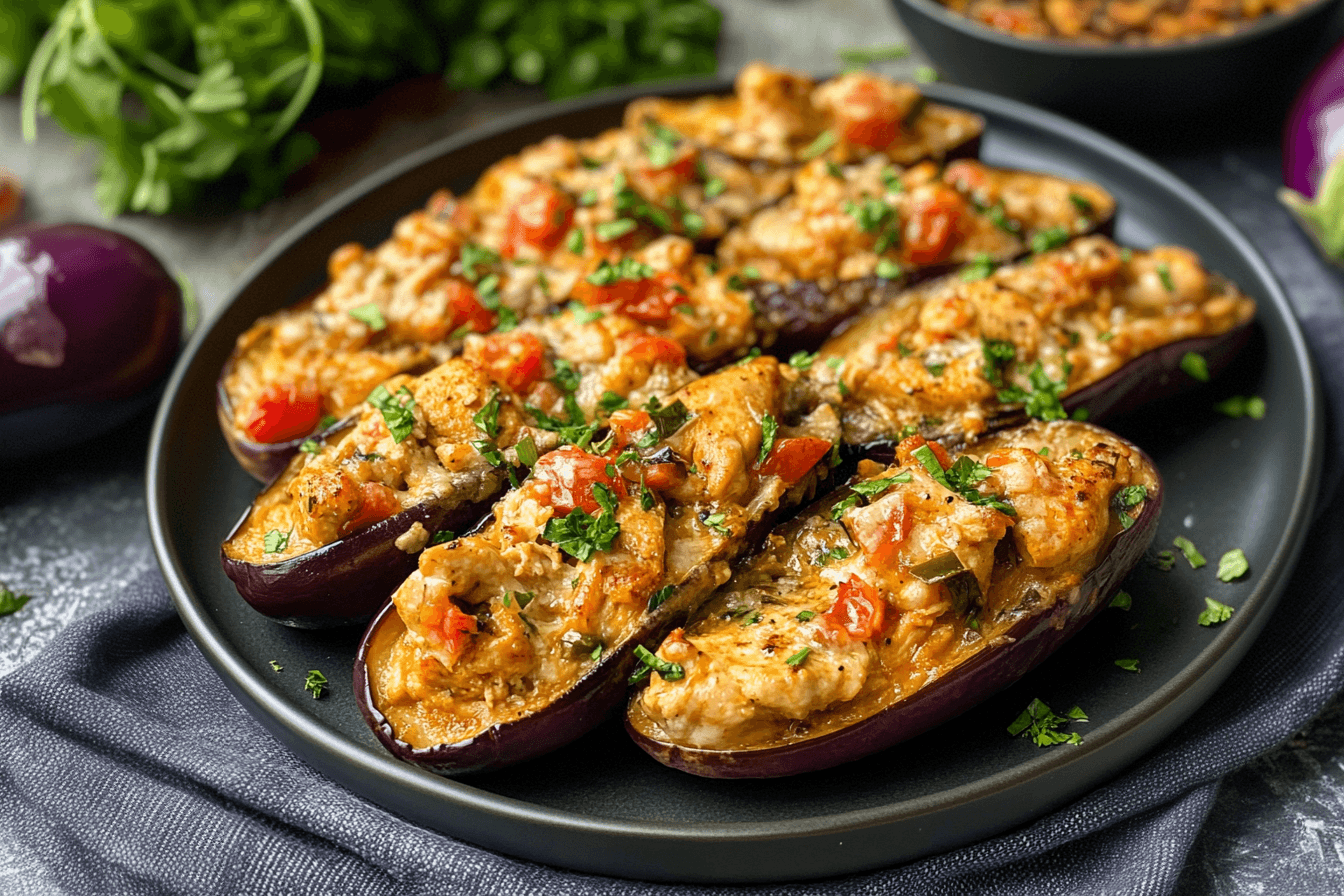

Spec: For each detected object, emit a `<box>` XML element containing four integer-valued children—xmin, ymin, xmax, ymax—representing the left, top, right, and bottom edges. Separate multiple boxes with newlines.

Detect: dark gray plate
<box><xmin>146</xmin><ymin>80</ymin><xmax>1321</xmax><ymax>883</ymax></box>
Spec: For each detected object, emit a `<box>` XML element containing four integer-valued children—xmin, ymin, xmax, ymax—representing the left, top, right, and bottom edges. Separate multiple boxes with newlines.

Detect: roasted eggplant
<box><xmin>804</xmin><ymin>235</ymin><xmax>1256</xmax><ymax>446</ymax></box>
<box><xmin>625</xmin><ymin>420</ymin><xmax>1161</xmax><ymax>777</ymax></box>
<box><xmin>354</xmin><ymin>357</ymin><xmax>840</xmax><ymax>773</ymax></box>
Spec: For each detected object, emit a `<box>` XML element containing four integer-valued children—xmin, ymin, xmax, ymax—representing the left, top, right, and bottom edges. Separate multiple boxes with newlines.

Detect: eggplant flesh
<box><xmin>352</xmin><ymin>358</ymin><xmax>842</xmax><ymax>774</ymax></box>
<box><xmin>625</xmin><ymin>419</ymin><xmax>1162</xmax><ymax>778</ymax></box>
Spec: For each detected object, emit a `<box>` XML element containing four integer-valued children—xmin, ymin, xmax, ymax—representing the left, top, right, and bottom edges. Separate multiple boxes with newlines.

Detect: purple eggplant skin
<box><xmin>624</xmin><ymin>453</ymin><xmax>1163</xmax><ymax>779</ymax></box>
<box><xmin>353</xmin><ymin>556</ymin><xmax>735</xmax><ymax>775</ymax></box>
<box><xmin>0</xmin><ymin>224</ymin><xmax>182</xmax><ymax>458</ymax></box>
<box><xmin>221</xmin><ymin>475</ymin><xmax>505</xmax><ymax>629</ymax></box>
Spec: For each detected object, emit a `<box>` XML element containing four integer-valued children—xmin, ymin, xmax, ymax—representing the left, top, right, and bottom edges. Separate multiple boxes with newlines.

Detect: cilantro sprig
<box><xmin>367</xmin><ymin>384</ymin><xmax>416</xmax><ymax>443</ymax></box>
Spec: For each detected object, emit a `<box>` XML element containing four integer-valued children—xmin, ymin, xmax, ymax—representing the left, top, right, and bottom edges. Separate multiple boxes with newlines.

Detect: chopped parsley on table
<box><xmin>1114</xmin><ymin>658</ymin><xmax>1140</xmax><ymax>672</ymax></box>
<box><xmin>1198</xmin><ymin>597</ymin><xmax>1235</xmax><ymax>626</ymax></box>
<box><xmin>304</xmin><ymin>669</ymin><xmax>328</xmax><ymax>699</ymax></box>
<box><xmin>1109</xmin><ymin>591</ymin><xmax>1132</xmax><ymax>611</ymax></box>
<box><xmin>0</xmin><ymin>586</ymin><xmax>32</xmax><ymax>617</ymax></box>
<box><xmin>1173</xmin><ymin>536</ymin><xmax>1206</xmax><ymax>569</ymax></box>
<box><xmin>1213</xmin><ymin>395</ymin><xmax>1266</xmax><ymax>419</ymax></box>
<box><xmin>1179</xmin><ymin>351</ymin><xmax>1209</xmax><ymax>382</ymax></box>
<box><xmin>1217</xmin><ymin>549</ymin><xmax>1249</xmax><ymax>582</ymax></box>
<box><xmin>1008</xmin><ymin>699</ymin><xmax>1087</xmax><ymax>747</ymax></box>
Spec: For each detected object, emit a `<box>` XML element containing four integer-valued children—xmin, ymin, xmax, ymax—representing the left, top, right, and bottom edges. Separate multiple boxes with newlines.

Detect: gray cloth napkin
<box><xmin>3</xmin><ymin>155</ymin><xmax>1343</xmax><ymax>895</ymax></box>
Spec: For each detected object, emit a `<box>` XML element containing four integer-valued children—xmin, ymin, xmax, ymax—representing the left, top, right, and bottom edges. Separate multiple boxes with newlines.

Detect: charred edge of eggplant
<box><xmin>221</xmin><ymin>482</ymin><xmax>505</xmax><ymax>629</ymax></box>
<box><xmin>352</xmin><ymin>464</ymin><xmax>836</xmax><ymax>775</ymax></box>
<box><xmin>624</xmin><ymin>449</ymin><xmax>1162</xmax><ymax>779</ymax></box>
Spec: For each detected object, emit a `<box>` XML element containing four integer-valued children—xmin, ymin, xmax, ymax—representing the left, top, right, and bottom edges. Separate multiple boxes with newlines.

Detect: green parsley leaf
<box><xmin>590</xmin><ymin>644</ymin><xmax>604</xmax><ymax>661</ymax></box>
<box><xmin>595</xmin><ymin>218</ymin><xmax>637</xmax><ymax>241</ymax></box>
<box><xmin>789</xmin><ymin>350</ymin><xmax>818</xmax><ymax>369</ymax></box>
<box><xmin>577</xmin><ymin>188</ymin><xmax>599</xmax><ymax>206</ymax></box>
<box><xmin>642</xmin><ymin>397</ymin><xmax>692</xmax><ymax>439</ymax></box>
<box><xmin>1098</xmin><ymin>331</ymin><xmax>1115</xmax><ymax>342</ymax></box>
<box><xmin>586</xmin><ymin>257</ymin><xmax>654</xmax><ymax>286</ymax></box>
<box><xmin>796</xmin><ymin>610</ymin><xmax>817</xmax><ymax>622</ymax></box>
<box><xmin>785</xmin><ymin>647</ymin><xmax>811</xmax><ymax>667</ymax></box>
<box><xmin>800</xmin><ymin>129</ymin><xmax>837</xmax><ymax>160</ymax></box>
<box><xmin>567</xmin><ymin>302</ymin><xmax>604</xmax><ymax>324</ymax></box>
<box><xmin>757</xmin><ymin>414</ymin><xmax>778</xmax><ymax>465</ymax></box>
<box><xmin>914</xmin><ymin>65</ymin><xmax>939</xmax><ymax>83</ymax></box>
<box><xmin>986</xmin><ymin>203</ymin><xmax>1020</xmax><ymax>235</ymax></box>
<box><xmin>1173</xmin><ymin>536</ymin><xmax>1206</xmax><ymax>569</ymax></box>
<box><xmin>304</xmin><ymin>669</ymin><xmax>328</xmax><ymax>699</ymax></box>
<box><xmin>598</xmin><ymin>391</ymin><xmax>629</xmax><ymax>413</ymax></box>
<box><xmin>1153</xmin><ymin>550</ymin><xmax>1177</xmax><ymax>572</ymax></box>
<box><xmin>516</xmin><ymin>435</ymin><xmax>539</xmax><ymax>468</ymax></box>
<box><xmin>1114</xmin><ymin>658</ymin><xmax>1140</xmax><ymax>672</ymax></box>
<box><xmin>648</xmin><ymin>585</ymin><xmax>675</xmax><ymax>611</ymax></box>
<box><xmin>299</xmin><ymin>439</ymin><xmax>321</xmax><ymax>455</ymax></box>
<box><xmin>0</xmin><ymin>586</ymin><xmax>32</xmax><ymax>617</ymax></box>
<box><xmin>367</xmin><ymin>385</ymin><xmax>417</xmax><ymax>443</ymax></box>
<box><xmin>925</xmin><ymin>362</ymin><xmax>946</xmax><ymax>377</ymax></box>
<box><xmin>1198</xmin><ymin>597</ymin><xmax>1235</xmax><ymax>626</ymax></box>
<box><xmin>1069</xmin><ymin>193</ymin><xmax>1095</xmax><ymax>215</ymax></box>
<box><xmin>1007</xmin><ymin>698</ymin><xmax>1085</xmax><ymax>747</ymax></box>
<box><xmin>269</xmin><ymin>660</ymin><xmax>282</xmax><ymax>672</ymax></box>
<box><xmin>473</xmin><ymin>389</ymin><xmax>503</xmax><ymax>438</ymax></box>
<box><xmin>844</xmin><ymin>197</ymin><xmax>900</xmax><ymax>253</ymax></box>
<box><xmin>263</xmin><ymin>529</ymin><xmax>292</xmax><ymax>554</ymax></box>
<box><xmin>815</xmin><ymin>546</ymin><xmax>851</xmax><ymax>567</ymax></box>
<box><xmin>830</xmin><ymin>473</ymin><xmax>912</xmax><ymax>519</ymax></box>
<box><xmin>640</xmin><ymin>484</ymin><xmax>655</xmax><ymax>511</ymax></box>
<box><xmin>566</xmin><ymin>228</ymin><xmax>584</xmax><ymax>254</ymax></box>
<box><xmin>543</xmin><ymin>482</ymin><xmax>621</xmax><ymax>561</ymax></box>
<box><xmin>1156</xmin><ymin>262</ymin><xmax>1176</xmax><ymax>292</ymax></box>
<box><xmin>1213</xmin><ymin>395</ymin><xmax>1266</xmax><ymax>419</ymax></box>
<box><xmin>431</xmin><ymin>529</ymin><xmax>456</xmax><ymax>546</ymax></box>
<box><xmin>997</xmin><ymin>361</ymin><xmax>1071</xmax><ymax>422</ymax></box>
<box><xmin>1110</xmin><ymin>591</ymin><xmax>1132</xmax><ymax>610</ymax></box>
<box><xmin>702</xmin><ymin>512</ymin><xmax>731</xmax><ymax>536</ymax></box>
<box><xmin>981</xmin><ymin>338</ymin><xmax>1016</xmax><ymax>387</ymax></box>
<box><xmin>960</xmin><ymin>254</ymin><xmax>997</xmax><ymax>281</ymax></box>
<box><xmin>1030</xmin><ymin>226</ymin><xmax>1070</xmax><ymax>254</ymax></box>
<box><xmin>1180</xmin><ymin>352</ymin><xmax>1209</xmax><ymax>382</ymax></box>
<box><xmin>347</xmin><ymin>302</ymin><xmax>386</xmax><ymax>331</ymax></box>
<box><xmin>703</xmin><ymin>177</ymin><xmax>727</xmax><ymax>198</ymax></box>
<box><xmin>318</xmin><ymin>414</ymin><xmax>337</xmax><ymax>430</ymax></box>
<box><xmin>825</xmin><ymin>160</ymin><xmax>845</xmax><ymax>179</ymax></box>
<box><xmin>629</xmin><ymin>644</ymin><xmax>684</xmax><ymax>684</ymax></box>
<box><xmin>460</xmin><ymin>243</ymin><xmax>499</xmax><ymax>283</ymax></box>
<box><xmin>1217</xmin><ymin>548</ymin><xmax>1249</xmax><ymax>582</ymax></box>
<box><xmin>875</xmin><ymin>258</ymin><xmax>903</xmax><ymax>279</ymax></box>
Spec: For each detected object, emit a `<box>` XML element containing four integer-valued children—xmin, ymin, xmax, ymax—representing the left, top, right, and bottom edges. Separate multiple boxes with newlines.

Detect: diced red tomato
<box><xmin>641</xmin><ymin>463</ymin><xmax>685</xmax><ymax>492</ymax></box>
<box><xmin>478</xmin><ymin>332</ymin><xmax>547</xmax><ymax>394</ymax></box>
<box><xmin>759</xmin><ymin>437</ymin><xmax>832</xmax><ymax>484</ymax></box>
<box><xmin>896</xmin><ymin>433</ymin><xmax>952</xmax><ymax>470</ymax></box>
<box><xmin>620</xmin><ymin>332</ymin><xmax>687</xmax><ymax>367</ymax></box>
<box><xmin>985</xmin><ymin>451</ymin><xmax>1013</xmax><ymax>468</ymax></box>
<box><xmin>431</xmin><ymin>604</ymin><xmax>479</xmax><ymax>664</ymax></box>
<box><xmin>942</xmin><ymin>160</ymin><xmax>988</xmax><ymax>194</ymax></box>
<box><xmin>502</xmin><ymin>183</ymin><xmax>573</xmax><ymax>257</ymax></box>
<box><xmin>853</xmin><ymin>494</ymin><xmax>912</xmax><ymax>564</ymax></box>
<box><xmin>340</xmin><ymin>481</ymin><xmax>400</xmax><ymax>536</ymax></box>
<box><xmin>904</xmin><ymin>186</ymin><xmax>971</xmax><ymax>265</ymax></box>
<box><xmin>835</xmin><ymin>78</ymin><xmax>905</xmax><ymax>149</ymax></box>
<box><xmin>242</xmin><ymin>382</ymin><xmax>323</xmax><ymax>444</ymax></box>
<box><xmin>446</xmin><ymin>280</ymin><xmax>496</xmax><ymax>333</ymax></box>
<box><xmin>532</xmin><ymin>446</ymin><xmax>628</xmax><ymax>515</ymax></box>
<box><xmin>573</xmin><ymin>270</ymin><xmax>692</xmax><ymax>325</ymax></box>
<box><xmin>607</xmin><ymin>409</ymin><xmax>654</xmax><ymax>450</ymax></box>
<box><xmin>823</xmin><ymin>575</ymin><xmax>888</xmax><ymax>641</ymax></box>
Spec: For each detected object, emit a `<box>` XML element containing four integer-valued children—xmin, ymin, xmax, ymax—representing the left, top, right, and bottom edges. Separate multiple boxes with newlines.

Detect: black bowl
<box><xmin>891</xmin><ymin>0</ymin><xmax>1344</xmax><ymax>138</ymax></box>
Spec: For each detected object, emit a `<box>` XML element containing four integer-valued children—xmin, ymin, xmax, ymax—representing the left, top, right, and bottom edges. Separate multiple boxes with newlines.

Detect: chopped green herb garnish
<box><xmin>925</xmin><ymin>362</ymin><xmax>946</xmax><ymax>377</ymax></box>
<box><xmin>586</xmin><ymin>257</ymin><xmax>654</xmax><ymax>286</ymax></box>
<box><xmin>836</xmin><ymin>44</ymin><xmax>911</xmax><ymax>65</ymax></box>
<box><xmin>757</xmin><ymin>414</ymin><xmax>778</xmax><ymax>465</ymax></box>
<box><xmin>1069</xmin><ymin>193</ymin><xmax>1095</xmax><ymax>215</ymax></box>
<box><xmin>815</xmin><ymin>546</ymin><xmax>851</xmax><ymax>567</ymax></box>
<box><xmin>703</xmin><ymin>177</ymin><xmax>727</xmax><ymax>198</ymax></box>
<box><xmin>640</xmin><ymin>484</ymin><xmax>655</xmax><ymax>511</ymax></box>
<box><xmin>590</xmin><ymin>644</ymin><xmax>604</xmax><ymax>661</ymax></box>
<box><xmin>1153</xmin><ymin>550</ymin><xmax>1177</xmax><ymax>572</ymax></box>
<box><xmin>516</xmin><ymin>435</ymin><xmax>539</xmax><ymax>468</ymax></box>
<box><xmin>566</xmin><ymin>228</ymin><xmax>585</xmax><ymax>254</ymax></box>
<box><xmin>543</xmin><ymin>482</ymin><xmax>622</xmax><ymax>561</ymax></box>
<box><xmin>789</xmin><ymin>350</ymin><xmax>818</xmax><ymax>369</ymax></box>
<box><xmin>473</xmin><ymin>389</ymin><xmax>503</xmax><ymax>438</ymax></box>
<box><xmin>1173</xmin><ymin>536</ymin><xmax>1206</xmax><ymax>569</ymax></box>
<box><xmin>796</xmin><ymin>610</ymin><xmax>817</xmax><ymax>622</ymax></box>
<box><xmin>1110</xmin><ymin>591</ymin><xmax>1132</xmax><ymax>610</ymax></box>
<box><xmin>299</xmin><ymin>439</ymin><xmax>321</xmax><ymax>455</ymax></box>
<box><xmin>1098</xmin><ymin>331</ymin><xmax>1115</xmax><ymax>342</ymax></box>
<box><xmin>702</xmin><ymin>512</ymin><xmax>731</xmax><ymax>536</ymax></box>
<box><xmin>649</xmin><ymin>585</ymin><xmax>675</xmax><ymax>611</ymax></box>
<box><xmin>1213</xmin><ymin>395</ymin><xmax>1266</xmax><ymax>419</ymax></box>
<box><xmin>825</xmin><ymin>160</ymin><xmax>845</xmax><ymax>179</ymax></box>
<box><xmin>785</xmin><ymin>647</ymin><xmax>811</xmax><ymax>667</ymax></box>
<box><xmin>0</xmin><ymin>586</ymin><xmax>32</xmax><ymax>617</ymax></box>
<box><xmin>960</xmin><ymin>253</ymin><xmax>997</xmax><ymax>281</ymax></box>
<box><xmin>304</xmin><ymin>669</ymin><xmax>328</xmax><ymax>699</ymax></box>
<box><xmin>844</xmin><ymin>197</ymin><xmax>901</xmax><ymax>253</ymax></box>
<box><xmin>431</xmin><ymin>529</ymin><xmax>456</xmax><ymax>546</ymax></box>
<box><xmin>800</xmin><ymin>129</ymin><xmax>837</xmax><ymax>160</ymax></box>
<box><xmin>598</xmin><ymin>391</ymin><xmax>629</xmax><ymax>413</ymax></box>
<box><xmin>629</xmin><ymin>644</ymin><xmax>684</xmax><ymax>684</ymax></box>
<box><xmin>459</xmin><ymin>243</ymin><xmax>499</xmax><ymax>282</ymax></box>
<box><xmin>1030</xmin><ymin>226</ymin><xmax>1070</xmax><ymax>254</ymax></box>
<box><xmin>347</xmin><ymin>302</ymin><xmax>386</xmax><ymax>331</ymax></box>
<box><xmin>981</xmin><ymin>338</ymin><xmax>1016</xmax><ymax>387</ymax></box>
<box><xmin>1217</xmin><ymin>549</ymin><xmax>1249</xmax><ymax>582</ymax></box>
<box><xmin>642</xmin><ymin>397</ymin><xmax>692</xmax><ymax>438</ymax></box>
<box><xmin>997</xmin><ymin>361</ymin><xmax>1071</xmax><ymax>422</ymax></box>
<box><xmin>1180</xmin><ymin>352</ymin><xmax>1209</xmax><ymax>382</ymax></box>
<box><xmin>514</xmin><ymin>591</ymin><xmax>535</xmax><ymax>610</ymax></box>
<box><xmin>577</xmin><ymin>189</ymin><xmax>599</xmax><ymax>207</ymax></box>
<box><xmin>567</xmin><ymin>302</ymin><xmax>605</xmax><ymax>324</ymax></box>
<box><xmin>1156</xmin><ymin>262</ymin><xmax>1176</xmax><ymax>292</ymax></box>
<box><xmin>914</xmin><ymin>65</ymin><xmax>939</xmax><ymax>83</ymax></box>
<box><xmin>1114</xmin><ymin>658</ymin><xmax>1140</xmax><ymax>672</ymax></box>
<box><xmin>1198</xmin><ymin>597</ymin><xmax>1234</xmax><ymax>626</ymax></box>
<box><xmin>269</xmin><ymin>660</ymin><xmax>282</xmax><ymax>672</ymax></box>
<box><xmin>1007</xmin><ymin>698</ymin><xmax>1086</xmax><ymax>746</ymax></box>
<box><xmin>875</xmin><ymin>258</ymin><xmax>903</xmax><ymax>279</ymax></box>
<box><xmin>830</xmin><ymin>473</ymin><xmax>912</xmax><ymax>519</ymax></box>
<box><xmin>596</xmin><ymin>218</ymin><xmax>638</xmax><ymax>242</ymax></box>
<box><xmin>367</xmin><ymin>385</ymin><xmax>417</xmax><ymax>443</ymax></box>
<box><xmin>318</xmin><ymin>414</ymin><xmax>337</xmax><ymax>430</ymax></box>
<box><xmin>263</xmin><ymin>529</ymin><xmax>292</xmax><ymax>554</ymax></box>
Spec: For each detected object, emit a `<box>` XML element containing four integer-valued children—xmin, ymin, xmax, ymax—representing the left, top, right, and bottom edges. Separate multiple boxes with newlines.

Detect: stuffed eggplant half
<box><xmin>354</xmin><ymin>357</ymin><xmax>840</xmax><ymax>774</ymax></box>
<box><xmin>625</xmin><ymin>420</ymin><xmax>1161</xmax><ymax>778</ymax></box>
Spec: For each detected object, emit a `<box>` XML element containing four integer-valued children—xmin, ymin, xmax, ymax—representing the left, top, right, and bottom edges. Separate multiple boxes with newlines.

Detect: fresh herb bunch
<box><xmin>12</xmin><ymin>0</ymin><xmax>722</xmax><ymax>215</ymax></box>
<box><xmin>437</xmin><ymin>0</ymin><xmax>721</xmax><ymax>99</ymax></box>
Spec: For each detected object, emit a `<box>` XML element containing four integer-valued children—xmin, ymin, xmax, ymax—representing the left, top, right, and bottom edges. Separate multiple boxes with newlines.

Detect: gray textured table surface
<box><xmin>3</xmin><ymin>0</ymin><xmax>1344</xmax><ymax>892</ymax></box>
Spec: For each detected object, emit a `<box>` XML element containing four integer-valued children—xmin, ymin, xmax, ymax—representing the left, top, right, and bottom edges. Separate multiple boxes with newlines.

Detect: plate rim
<box><xmin>146</xmin><ymin>76</ymin><xmax>1323</xmax><ymax>877</ymax></box>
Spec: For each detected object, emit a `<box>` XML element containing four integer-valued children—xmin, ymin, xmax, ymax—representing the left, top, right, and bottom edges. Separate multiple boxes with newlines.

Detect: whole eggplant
<box><xmin>625</xmin><ymin>420</ymin><xmax>1162</xmax><ymax>778</ymax></box>
<box><xmin>0</xmin><ymin>223</ymin><xmax>183</xmax><ymax>458</ymax></box>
